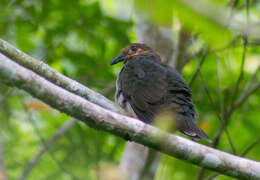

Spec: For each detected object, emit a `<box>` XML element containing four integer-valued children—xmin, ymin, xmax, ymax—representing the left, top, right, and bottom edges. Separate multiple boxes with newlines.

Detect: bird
<box><xmin>110</xmin><ymin>43</ymin><xmax>211</xmax><ymax>142</ymax></box>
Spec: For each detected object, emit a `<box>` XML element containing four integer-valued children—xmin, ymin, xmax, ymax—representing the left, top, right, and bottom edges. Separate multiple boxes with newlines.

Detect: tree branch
<box><xmin>0</xmin><ymin>47</ymin><xmax>260</xmax><ymax>179</ymax></box>
<box><xmin>204</xmin><ymin>135</ymin><xmax>260</xmax><ymax>180</ymax></box>
<box><xmin>0</xmin><ymin>39</ymin><xmax>119</xmax><ymax>114</ymax></box>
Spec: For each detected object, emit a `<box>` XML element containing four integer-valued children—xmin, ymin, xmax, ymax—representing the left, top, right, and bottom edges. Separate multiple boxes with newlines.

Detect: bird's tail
<box><xmin>178</xmin><ymin>115</ymin><xmax>211</xmax><ymax>143</ymax></box>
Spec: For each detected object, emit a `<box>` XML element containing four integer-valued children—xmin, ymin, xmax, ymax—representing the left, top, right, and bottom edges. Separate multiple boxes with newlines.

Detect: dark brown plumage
<box><xmin>110</xmin><ymin>43</ymin><xmax>211</xmax><ymax>142</ymax></box>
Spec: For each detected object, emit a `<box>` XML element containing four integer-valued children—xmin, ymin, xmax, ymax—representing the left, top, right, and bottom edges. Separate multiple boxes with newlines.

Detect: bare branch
<box><xmin>198</xmin><ymin>68</ymin><xmax>236</xmax><ymax>152</ymax></box>
<box><xmin>1</xmin><ymin>49</ymin><xmax>260</xmax><ymax>179</ymax></box>
<box><xmin>198</xmin><ymin>47</ymin><xmax>259</xmax><ymax>180</ymax></box>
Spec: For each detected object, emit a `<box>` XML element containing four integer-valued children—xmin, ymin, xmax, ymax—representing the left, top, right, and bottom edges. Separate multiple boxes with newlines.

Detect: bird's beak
<box><xmin>110</xmin><ymin>54</ymin><xmax>126</xmax><ymax>65</ymax></box>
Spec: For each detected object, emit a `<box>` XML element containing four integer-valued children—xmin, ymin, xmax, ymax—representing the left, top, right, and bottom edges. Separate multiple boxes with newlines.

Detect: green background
<box><xmin>0</xmin><ymin>0</ymin><xmax>259</xmax><ymax>179</ymax></box>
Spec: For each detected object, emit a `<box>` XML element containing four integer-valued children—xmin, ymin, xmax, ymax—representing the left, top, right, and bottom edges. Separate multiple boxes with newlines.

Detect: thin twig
<box><xmin>188</xmin><ymin>50</ymin><xmax>207</xmax><ymax>87</ymax></box>
<box><xmin>233</xmin><ymin>82</ymin><xmax>260</xmax><ymax>110</ymax></box>
<box><xmin>18</xmin><ymin>119</ymin><xmax>77</xmax><ymax>180</ymax></box>
<box><xmin>196</xmin><ymin>168</ymin><xmax>206</xmax><ymax>180</ymax></box>
<box><xmin>211</xmin><ymin>50</ymin><xmax>258</xmax><ymax>151</ymax></box>
<box><xmin>241</xmin><ymin>136</ymin><xmax>260</xmax><ymax>157</ymax></box>
<box><xmin>196</xmin><ymin>67</ymin><xmax>237</xmax><ymax>180</ymax></box>
<box><xmin>229</xmin><ymin>37</ymin><xmax>247</xmax><ymax>110</ymax></box>
<box><xmin>240</xmin><ymin>65</ymin><xmax>259</xmax><ymax>96</ymax></box>
<box><xmin>18</xmin><ymin>118</ymin><xmax>77</xmax><ymax>180</ymax></box>
<box><xmin>209</xmin><ymin>74</ymin><xmax>259</xmax><ymax>153</ymax></box>
<box><xmin>210</xmin><ymin>35</ymin><xmax>242</xmax><ymax>53</ymax></box>
<box><xmin>19</xmin><ymin>102</ymin><xmax>79</xmax><ymax>180</ymax></box>
<box><xmin>227</xmin><ymin>65</ymin><xmax>259</xmax><ymax>114</ymax></box>
<box><xmin>198</xmin><ymin>64</ymin><xmax>236</xmax><ymax>153</ymax></box>
<box><xmin>206</xmin><ymin>27</ymin><xmax>250</xmax><ymax>155</ymax></box>
<box><xmin>196</xmin><ymin>70</ymin><xmax>238</xmax><ymax>180</ymax></box>
<box><xmin>203</xmin><ymin>5</ymin><xmax>255</xmax><ymax>179</ymax></box>
<box><xmin>216</xmin><ymin>57</ymin><xmax>224</xmax><ymax>128</ymax></box>
<box><xmin>204</xmin><ymin>173</ymin><xmax>219</xmax><ymax>180</ymax></box>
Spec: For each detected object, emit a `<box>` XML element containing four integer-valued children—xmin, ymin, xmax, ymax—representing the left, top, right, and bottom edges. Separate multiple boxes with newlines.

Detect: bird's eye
<box><xmin>128</xmin><ymin>47</ymin><xmax>138</xmax><ymax>54</ymax></box>
<box><xmin>131</xmin><ymin>47</ymin><xmax>137</xmax><ymax>51</ymax></box>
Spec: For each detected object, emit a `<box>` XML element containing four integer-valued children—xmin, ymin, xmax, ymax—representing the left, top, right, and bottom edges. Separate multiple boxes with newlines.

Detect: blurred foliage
<box><xmin>0</xmin><ymin>0</ymin><xmax>259</xmax><ymax>180</ymax></box>
<box><xmin>135</xmin><ymin>0</ymin><xmax>233</xmax><ymax>47</ymax></box>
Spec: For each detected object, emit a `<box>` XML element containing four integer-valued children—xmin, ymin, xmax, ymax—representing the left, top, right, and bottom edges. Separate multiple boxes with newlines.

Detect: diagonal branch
<box><xmin>188</xmin><ymin>50</ymin><xmax>206</xmax><ymax>87</ymax></box>
<box><xmin>0</xmin><ymin>47</ymin><xmax>260</xmax><ymax>179</ymax></box>
<box><xmin>232</xmin><ymin>81</ymin><xmax>260</xmax><ymax>111</ymax></box>
<box><xmin>0</xmin><ymin>39</ymin><xmax>119</xmax><ymax>114</ymax></box>
<box><xmin>241</xmin><ymin>136</ymin><xmax>260</xmax><ymax>157</ymax></box>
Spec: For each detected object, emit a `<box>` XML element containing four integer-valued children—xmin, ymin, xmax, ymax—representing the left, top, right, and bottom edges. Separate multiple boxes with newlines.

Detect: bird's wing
<box><xmin>117</xmin><ymin>56</ymin><xmax>167</xmax><ymax>123</ymax></box>
<box><xmin>165</xmin><ymin>66</ymin><xmax>195</xmax><ymax>116</ymax></box>
<box><xmin>166</xmin><ymin>67</ymin><xmax>211</xmax><ymax>142</ymax></box>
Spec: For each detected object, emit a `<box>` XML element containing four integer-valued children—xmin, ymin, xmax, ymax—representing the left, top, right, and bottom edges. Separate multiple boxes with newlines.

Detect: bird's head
<box><xmin>110</xmin><ymin>43</ymin><xmax>154</xmax><ymax>65</ymax></box>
